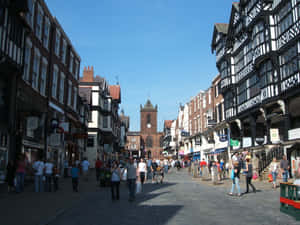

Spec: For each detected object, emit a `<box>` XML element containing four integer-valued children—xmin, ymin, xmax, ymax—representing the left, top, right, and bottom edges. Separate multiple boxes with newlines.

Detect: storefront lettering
<box><xmin>277</xmin><ymin>20</ymin><xmax>300</xmax><ymax>49</ymax></box>
<box><xmin>238</xmin><ymin>95</ymin><xmax>261</xmax><ymax>113</ymax></box>
<box><xmin>281</xmin><ymin>73</ymin><xmax>300</xmax><ymax>92</ymax></box>
<box><xmin>252</xmin><ymin>45</ymin><xmax>264</xmax><ymax>62</ymax></box>
<box><xmin>233</xmin><ymin>34</ymin><xmax>248</xmax><ymax>53</ymax></box>
<box><xmin>236</xmin><ymin>62</ymin><xmax>254</xmax><ymax>82</ymax></box>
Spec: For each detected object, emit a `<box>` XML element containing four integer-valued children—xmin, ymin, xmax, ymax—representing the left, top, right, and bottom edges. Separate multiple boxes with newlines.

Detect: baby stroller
<box><xmin>154</xmin><ymin>166</ymin><xmax>164</xmax><ymax>184</ymax></box>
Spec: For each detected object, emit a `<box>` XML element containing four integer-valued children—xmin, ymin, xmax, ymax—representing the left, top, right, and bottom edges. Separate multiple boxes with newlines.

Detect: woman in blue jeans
<box><xmin>270</xmin><ymin>157</ymin><xmax>279</xmax><ymax>189</ymax></box>
<box><xmin>229</xmin><ymin>162</ymin><xmax>241</xmax><ymax>196</ymax></box>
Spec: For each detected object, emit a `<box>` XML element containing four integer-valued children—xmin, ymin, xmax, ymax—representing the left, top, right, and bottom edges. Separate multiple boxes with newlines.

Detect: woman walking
<box><xmin>15</xmin><ymin>154</ymin><xmax>27</xmax><ymax>193</ymax></box>
<box><xmin>270</xmin><ymin>157</ymin><xmax>279</xmax><ymax>189</ymax></box>
<box><xmin>111</xmin><ymin>161</ymin><xmax>121</xmax><ymax>201</ymax></box>
<box><xmin>228</xmin><ymin>161</ymin><xmax>241</xmax><ymax>197</ymax></box>
<box><xmin>138</xmin><ymin>158</ymin><xmax>147</xmax><ymax>188</ymax></box>
<box><xmin>6</xmin><ymin>160</ymin><xmax>16</xmax><ymax>193</ymax></box>
<box><xmin>244</xmin><ymin>158</ymin><xmax>256</xmax><ymax>194</ymax></box>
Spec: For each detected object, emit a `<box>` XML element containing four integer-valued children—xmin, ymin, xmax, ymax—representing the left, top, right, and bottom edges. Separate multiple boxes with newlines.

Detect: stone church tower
<box><xmin>140</xmin><ymin>100</ymin><xmax>163</xmax><ymax>159</ymax></box>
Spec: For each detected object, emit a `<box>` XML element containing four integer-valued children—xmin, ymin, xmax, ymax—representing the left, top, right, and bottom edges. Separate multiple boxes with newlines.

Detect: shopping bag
<box><xmin>252</xmin><ymin>172</ymin><xmax>258</xmax><ymax>180</ymax></box>
<box><xmin>268</xmin><ymin>173</ymin><xmax>273</xmax><ymax>183</ymax></box>
<box><xmin>136</xmin><ymin>181</ymin><xmax>142</xmax><ymax>194</ymax></box>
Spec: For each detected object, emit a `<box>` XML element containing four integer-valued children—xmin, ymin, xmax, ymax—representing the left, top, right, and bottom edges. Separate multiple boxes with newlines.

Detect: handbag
<box><xmin>252</xmin><ymin>172</ymin><xmax>258</xmax><ymax>180</ymax></box>
<box><xmin>230</xmin><ymin>169</ymin><xmax>234</xmax><ymax>180</ymax></box>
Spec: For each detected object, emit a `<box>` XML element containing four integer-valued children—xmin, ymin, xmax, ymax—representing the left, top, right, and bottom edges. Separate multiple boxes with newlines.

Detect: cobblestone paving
<box><xmin>48</xmin><ymin>169</ymin><xmax>300</xmax><ymax>225</ymax></box>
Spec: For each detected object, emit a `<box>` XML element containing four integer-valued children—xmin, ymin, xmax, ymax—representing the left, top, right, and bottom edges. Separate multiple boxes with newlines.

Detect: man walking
<box><xmin>126</xmin><ymin>157</ymin><xmax>137</xmax><ymax>202</ymax></box>
<box><xmin>81</xmin><ymin>158</ymin><xmax>90</xmax><ymax>181</ymax></box>
<box><xmin>33</xmin><ymin>157</ymin><xmax>44</xmax><ymax>192</ymax></box>
<box><xmin>280</xmin><ymin>155</ymin><xmax>290</xmax><ymax>182</ymax></box>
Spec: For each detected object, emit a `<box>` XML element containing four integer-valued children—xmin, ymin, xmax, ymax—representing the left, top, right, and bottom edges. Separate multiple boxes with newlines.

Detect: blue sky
<box><xmin>45</xmin><ymin>0</ymin><xmax>233</xmax><ymax>131</ymax></box>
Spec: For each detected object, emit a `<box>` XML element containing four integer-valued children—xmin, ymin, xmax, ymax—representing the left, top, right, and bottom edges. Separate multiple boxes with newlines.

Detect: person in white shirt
<box><xmin>44</xmin><ymin>160</ymin><xmax>54</xmax><ymax>192</ymax></box>
<box><xmin>81</xmin><ymin>158</ymin><xmax>90</xmax><ymax>181</ymax></box>
<box><xmin>138</xmin><ymin>158</ymin><xmax>147</xmax><ymax>187</ymax></box>
<box><xmin>33</xmin><ymin>157</ymin><xmax>45</xmax><ymax>192</ymax></box>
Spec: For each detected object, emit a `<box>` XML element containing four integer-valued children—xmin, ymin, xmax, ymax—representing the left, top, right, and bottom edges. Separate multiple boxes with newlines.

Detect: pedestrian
<box><xmin>270</xmin><ymin>157</ymin><xmax>279</xmax><ymax>189</ymax></box>
<box><xmin>220</xmin><ymin>159</ymin><xmax>225</xmax><ymax>179</ymax></box>
<box><xmin>32</xmin><ymin>157</ymin><xmax>45</xmax><ymax>193</ymax></box>
<box><xmin>44</xmin><ymin>159</ymin><xmax>54</xmax><ymax>192</ymax></box>
<box><xmin>71</xmin><ymin>163</ymin><xmax>80</xmax><ymax>192</ymax></box>
<box><xmin>53</xmin><ymin>165</ymin><xmax>59</xmax><ymax>192</ymax></box>
<box><xmin>111</xmin><ymin>161</ymin><xmax>121</xmax><ymax>201</ymax></box>
<box><xmin>6</xmin><ymin>160</ymin><xmax>16</xmax><ymax>193</ymax></box>
<box><xmin>293</xmin><ymin>172</ymin><xmax>300</xmax><ymax>199</ymax></box>
<box><xmin>81</xmin><ymin>158</ymin><xmax>90</xmax><ymax>181</ymax></box>
<box><xmin>64</xmin><ymin>159</ymin><xmax>69</xmax><ymax>178</ymax></box>
<box><xmin>225</xmin><ymin>161</ymin><xmax>229</xmax><ymax>178</ymax></box>
<box><xmin>280</xmin><ymin>155</ymin><xmax>290</xmax><ymax>182</ymax></box>
<box><xmin>15</xmin><ymin>154</ymin><xmax>27</xmax><ymax>193</ymax></box>
<box><xmin>200</xmin><ymin>158</ymin><xmax>207</xmax><ymax>177</ymax></box>
<box><xmin>138</xmin><ymin>158</ymin><xmax>147</xmax><ymax>188</ymax></box>
<box><xmin>95</xmin><ymin>158</ymin><xmax>102</xmax><ymax>182</ymax></box>
<box><xmin>126</xmin><ymin>157</ymin><xmax>137</xmax><ymax>202</ymax></box>
<box><xmin>244</xmin><ymin>158</ymin><xmax>256</xmax><ymax>194</ymax></box>
<box><xmin>228</xmin><ymin>161</ymin><xmax>241</xmax><ymax>197</ymax></box>
<box><xmin>146</xmin><ymin>158</ymin><xmax>152</xmax><ymax>180</ymax></box>
<box><xmin>211</xmin><ymin>161</ymin><xmax>218</xmax><ymax>185</ymax></box>
<box><xmin>151</xmin><ymin>159</ymin><xmax>158</xmax><ymax>183</ymax></box>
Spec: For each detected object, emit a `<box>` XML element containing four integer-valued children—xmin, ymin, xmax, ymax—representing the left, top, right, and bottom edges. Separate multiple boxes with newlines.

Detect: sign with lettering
<box><xmin>243</xmin><ymin>137</ymin><xmax>252</xmax><ymax>148</ymax></box>
<box><xmin>270</xmin><ymin>128</ymin><xmax>280</xmax><ymax>143</ymax></box>
<box><xmin>238</xmin><ymin>95</ymin><xmax>261</xmax><ymax>113</ymax></box>
<box><xmin>288</xmin><ymin>128</ymin><xmax>300</xmax><ymax>140</ymax></box>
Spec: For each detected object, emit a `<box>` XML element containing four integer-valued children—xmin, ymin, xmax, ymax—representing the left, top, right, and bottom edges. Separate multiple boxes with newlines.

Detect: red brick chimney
<box><xmin>82</xmin><ymin>66</ymin><xmax>94</xmax><ymax>82</ymax></box>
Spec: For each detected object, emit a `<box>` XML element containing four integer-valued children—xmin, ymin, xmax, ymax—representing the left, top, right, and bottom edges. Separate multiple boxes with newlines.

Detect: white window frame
<box><xmin>68</xmin><ymin>81</ymin><xmax>72</xmax><ymax>106</ymax></box>
<box><xmin>32</xmin><ymin>48</ymin><xmax>41</xmax><ymax>90</ymax></box>
<box><xmin>35</xmin><ymin>4</ymin><xmax>43</xmax><ymax>40</ymax></box>
<box><xmin>59</xmin><ymin>72</ymin><xmax>65</xmax><ymax>103</ymax></box>
<box><xmin>43</xmin><ymin>17</ymin><xmax>50</xmax><ymax>49</ymax></box>
<box><xmin>23</xmin><ymin>38</ymin><xmax>32</xmax><ymax>82</ymax></box>
<box><xmin>69</xmin><ymin>52</ymin><xmax>74</xmax><ymax>74</ymax></box>
<box><xmin>40</xmin><ymin>57</ymin><xmax>48</xmax><ymax>96</ymax></box>
<box><xmin>55</xmin><ymin>29</ymin><xmax>61</xmax><ymax>56</ymax></box>
<box><xmin>61</xmin><ymin>39</ymin><xmax>67</xmax><ymax>64</ymax></box>
<box><xmin>52</xmin><ymin>64</ymin><xmax>59</xmax><ymax>99</ymax></box>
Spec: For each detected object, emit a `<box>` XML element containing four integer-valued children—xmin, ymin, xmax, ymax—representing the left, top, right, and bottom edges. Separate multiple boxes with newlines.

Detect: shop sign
<box><xmin>236</xmin><ymin>62</ymin><xmax>254</xmax><ymax>82</ymax></box>
<box><xmin>270</xmin><ymin>128</ymin><xmax>280</xmax><ymax>143</ymax></box>
<box><xmin>255</xmin><ymin>137</ymin><xmax>265</xmax><ymax>145</ymax></box>
<box><xmin>219</xmin><ymin>134</ymin><xmax>228</xmax><ymax>142</ymax></box>
<box><xmin>288</xmin><ymin>128</ymin><xmax>300</xmax><ymax>140</ymax></box>
<box><xmin>243</xmin><ymin>137</ymin><xmax>252</xmax><ymax>148</ymax></box>
<box><xmin>230</xmin><ymin>139</ymin><xmax>240</xmax><ymax>147</ymax></box>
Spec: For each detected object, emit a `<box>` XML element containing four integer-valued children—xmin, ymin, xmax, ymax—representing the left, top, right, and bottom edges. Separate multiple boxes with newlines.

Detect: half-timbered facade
<box><xmin>0</xmin><ymin>0</ymin><xmax>28</xmax><ymax>182</ymax></box>
<box><xmin>212</xmin><ymin>0</ymin><xmax>300</xmax><ymax>176</ymax></box>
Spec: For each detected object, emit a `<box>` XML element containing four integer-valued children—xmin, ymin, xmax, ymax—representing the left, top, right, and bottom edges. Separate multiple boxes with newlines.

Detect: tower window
<box><xmin>147</xmin><ymin>114</ymin><xmax>151</xmax><ymax>124</ymax></box>
<box><xmin>146</xmin><ymin>136</ymin><xmax>153</xmax><ymax>148</ymax></box>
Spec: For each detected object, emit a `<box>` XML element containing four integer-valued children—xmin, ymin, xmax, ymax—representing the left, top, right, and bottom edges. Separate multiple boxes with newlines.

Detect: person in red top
<box><xmin>95</xmin><ymin>158</ymin><xmax>103</xmax><ymax>182</ymax></box>
<box><xmin>16</xmin><ymin>154</ymin><xmax>27</xmax><ymax>193</ymax></box>
<box><xmin>200</xmin><ymin>159</ymin><xmax>207</xmax><ymax>177</ymax></box>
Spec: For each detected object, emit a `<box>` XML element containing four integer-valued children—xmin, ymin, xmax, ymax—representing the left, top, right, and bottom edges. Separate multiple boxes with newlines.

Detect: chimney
<box><xmin>82</xmin><ymin>66</ymin><xmax>94</xmax><ymax>82</ymax></box>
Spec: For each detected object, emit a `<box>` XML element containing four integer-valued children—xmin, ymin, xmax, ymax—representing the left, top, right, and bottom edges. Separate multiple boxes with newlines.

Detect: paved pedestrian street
<box><xmin>3</xmin><ymin>169</ymin><xmax>296</xmax><ymax>225</ymax></box>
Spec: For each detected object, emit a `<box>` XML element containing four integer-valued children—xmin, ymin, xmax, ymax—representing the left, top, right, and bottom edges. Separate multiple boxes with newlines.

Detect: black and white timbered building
<box><xmin>212</xmin><ymin>0</ymin><xmax>300</xmax><ymax>177</ymax></box>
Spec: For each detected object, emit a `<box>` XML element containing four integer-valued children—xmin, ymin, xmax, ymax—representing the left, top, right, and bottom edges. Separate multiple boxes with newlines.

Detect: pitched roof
<box><xmin>164</xmin><ymin>120</ymin><xmax>173</xmax><ymax>129</ymax></box>
<box><xmin>109</xmin><ymin>85</ymin><xmax>121</xmax><ymax>102</ymax></box>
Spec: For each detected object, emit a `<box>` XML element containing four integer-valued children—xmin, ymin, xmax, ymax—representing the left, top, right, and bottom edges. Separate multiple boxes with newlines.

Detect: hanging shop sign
<box><xmin>230</xmin><ymin>139</ymin><xmax>240</xmax><ymax>147</ymax></box>
<box><xmin>255</xmin><ymin>137</ymin><xmax>265</xmax><ymax>145</ymax></box>
<box><xmin>219</xmin><ymin>134</ymin><xmax>228</xmax><ymax>142</ymax></box>
<box><xmin>270</xmin><ymin>128</ymin><xmax>280</xmax><ymax>143</ymax></box>
<box><xmin>288</xmin><ymin>128</ymin><xmax>300</xmax><ymax>140</ymax></box>
<box><xmin>243</xmin><ymin>137</ymin><xmax>252</xmax><ymax>148</ymax></box>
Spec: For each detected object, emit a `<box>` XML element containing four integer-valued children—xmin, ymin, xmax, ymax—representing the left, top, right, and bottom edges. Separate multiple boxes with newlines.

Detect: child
<box><xmin>71</xmin><ymin>164</ymin><xmax>80</xmax><ymax>192</ymax></box>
